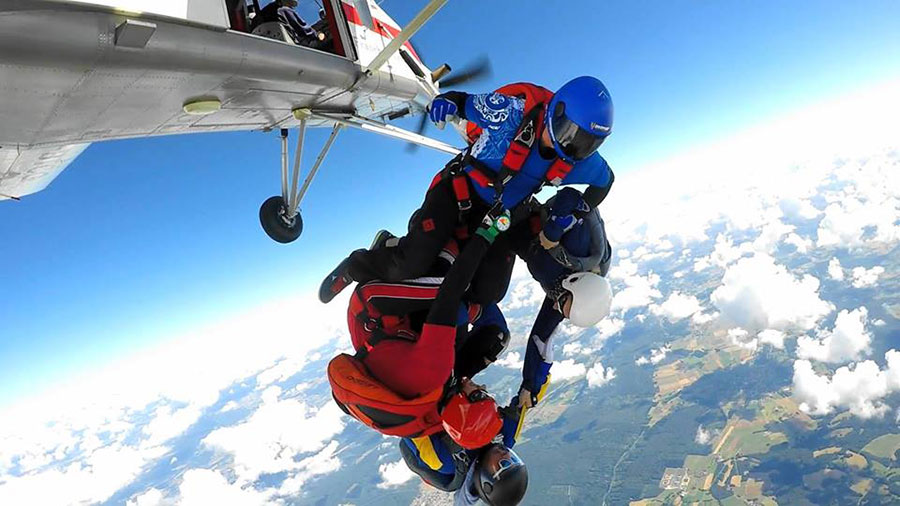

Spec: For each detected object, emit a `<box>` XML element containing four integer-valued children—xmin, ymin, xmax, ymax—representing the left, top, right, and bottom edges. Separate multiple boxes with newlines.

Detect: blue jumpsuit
<box><xmin>517</xmin><ymin>189</ymin><xmax>612</xmax><ymax>394</ymax></box>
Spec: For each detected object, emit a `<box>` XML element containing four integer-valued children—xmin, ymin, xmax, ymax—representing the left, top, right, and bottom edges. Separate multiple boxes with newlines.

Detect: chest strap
<box><xmin>495</xmin><ymin>103</ymin><xmax>544</xmax><ymax>189</ymax></box>
<box><xmin>545</xmin><ymin>157</ymin><xmax>574</xmax><ymax>186</ymax></box>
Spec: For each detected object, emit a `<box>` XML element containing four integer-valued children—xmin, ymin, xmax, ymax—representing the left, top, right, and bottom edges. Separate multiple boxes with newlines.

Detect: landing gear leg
<box><xmin>259</xmin><ymin>121</ymin><xmax>342</xmax><ymax>243</ymax></box>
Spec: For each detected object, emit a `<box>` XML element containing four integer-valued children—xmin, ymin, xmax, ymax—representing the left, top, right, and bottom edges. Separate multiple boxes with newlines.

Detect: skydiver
<box><xmin>329</xmin><ymin>209</ymin><xmax>523</xmax><ymax>464</ymax></box>
<box><xmin>319</xmin><ymin>77</ymin><xmax>616</xmax><ymax>307</ymax></box>
<box><xmin>511</xmin><ymin>187</ymin><xmax>614</xmax><ymax>409</ymax></box>
<box><xmin>399</xmin><ymin>377</ymin><xmax>530</xmax><ymax>506</ymax></box>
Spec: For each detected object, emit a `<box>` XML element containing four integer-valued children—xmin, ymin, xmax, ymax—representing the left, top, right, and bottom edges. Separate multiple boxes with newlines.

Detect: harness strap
<box><xmin>498</xmin><ymin>103</ymin><xmax>543</xmax><ymax>183</ymax></box>
<box><xmin>545</xmin><ymin>157</ymin><xmax>574</xmax><ymax>186</ymax></box>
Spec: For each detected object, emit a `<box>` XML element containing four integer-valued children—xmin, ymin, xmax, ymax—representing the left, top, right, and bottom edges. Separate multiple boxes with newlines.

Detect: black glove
<box><xmin>548</xmin><ymin>244</ymin><xmax>576</xmax><ymax>269</ymax></box>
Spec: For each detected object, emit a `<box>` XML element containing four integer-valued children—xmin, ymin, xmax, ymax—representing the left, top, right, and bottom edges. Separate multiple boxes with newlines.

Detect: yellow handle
<box><xmin>513</xmin><ymin>374</ymin><xmax>551</xmax><ymax>441</ymax></box>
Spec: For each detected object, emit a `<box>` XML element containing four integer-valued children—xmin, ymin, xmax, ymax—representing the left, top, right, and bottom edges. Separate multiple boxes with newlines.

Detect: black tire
<box><xmin>259</xmin><ymin>195</ymin><xmax>303</xmax><ymax>243</ymax></box>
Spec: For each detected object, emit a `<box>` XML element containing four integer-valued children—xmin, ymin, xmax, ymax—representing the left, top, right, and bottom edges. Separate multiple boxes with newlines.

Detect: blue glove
<box><xmin>543</xmin><ymin>213</ymin><xmax>578</xmax><ymax>242</ymax></box>
<box><xmin>499</xmin><ymin>399</ymin><xmax>522</xmax><ymax>448</ymax></box>
<box><xmin>550</xmin><ymin>187</ymin><xmax>590</xmax><ymax>216</ymax></box>
<box><xmin>429</xmin><ymin>96</ymin><xmax>458</xmax><ymax>128</ymax></box>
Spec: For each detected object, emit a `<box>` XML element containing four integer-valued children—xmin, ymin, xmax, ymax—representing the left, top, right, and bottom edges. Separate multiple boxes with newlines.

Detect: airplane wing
<box><xmin>0</xmin><ymin>143</ymin><xmax>90</xmax><ymax>200</ymax></box>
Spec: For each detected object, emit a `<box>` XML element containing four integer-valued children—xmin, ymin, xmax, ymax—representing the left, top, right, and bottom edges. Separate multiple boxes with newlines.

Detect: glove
<box><xmin>520</xmin><ymin>362</ymin><xmax>552</xmax><ymax>407</ymax></box>
<box><xmin>475</xmin><ymin>205</ymin><xmax>510</xmax><ymax>244</ymax></box>
<box><xmin>548</xmin><ymin>244</ymin><xmax>576</xmax><ymax>269</ymax></box>
<box><xmin>543</xmin><ymin>213</ymin><xmax>578</xmax><ymax>242</ymax></box>
<box><xmin>428</xmin><ymin>95</ymin><xmax>458</xmax><ymax>129</ymax></box>
<box><xmin>499</xmin><ymin>402</ymin><xmax>521</xmax><ymax>448</ymax></box>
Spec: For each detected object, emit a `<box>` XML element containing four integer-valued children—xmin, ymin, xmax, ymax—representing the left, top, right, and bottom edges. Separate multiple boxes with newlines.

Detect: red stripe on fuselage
<box><xmin>341</xmin><ymin>2</ymin><xmax>422</xmax><ymax>62</ymax></box>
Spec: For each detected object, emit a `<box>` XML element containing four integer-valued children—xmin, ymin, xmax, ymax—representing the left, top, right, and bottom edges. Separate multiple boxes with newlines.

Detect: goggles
<box><xmin>551</xmin><ymin>102</ymin><xmax>607</xmax><ymax>161</ymax></box>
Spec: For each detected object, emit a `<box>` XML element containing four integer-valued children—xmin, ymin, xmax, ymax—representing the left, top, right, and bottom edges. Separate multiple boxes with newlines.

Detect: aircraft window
<box><xmin>227</xmin><ymin>0</ymin><xmax>345</xmax><ymax>57</ymax></box>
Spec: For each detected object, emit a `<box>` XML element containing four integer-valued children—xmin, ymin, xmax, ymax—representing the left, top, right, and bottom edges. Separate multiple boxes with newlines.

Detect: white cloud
<box><xmin>608</xmin><ymin>258</ymin><xmax>638</xmax><ymax>280</ymax></box>
<box><xmin>757</xmin><ymin>329</ymin><xmax>786</xmax><ymax>350</ymax></box>
<box><xmin>691</xmin><ymin>311</ymin><xmax>718</xmax><ymax>325</ymax></box>
<box><xmin>278</xmin><ymin>441</ymin><xmax>342</xmax><ymax>495</ymax></box>
<box><xmin>596</xmin><ymin>317</ymin><xmax>626</xmax><ymax>341</ymax></box>
<box><xmin>711</xmin><ymin>253</ymin><xmax>833</xmax><ymax>332</ymax></box>
<box><xmin>376</xmin><ymin>459</ymin><xmax>416</xmax><ymax>489</ymax></box>
<box><xmin>501</xmin><ymin>277</ymin><xmax>545</xmax><ymax>311</ymax></box>
<box><xmin>0</xmin><ymin>444</ymin><xmax>167</xmax><ymax>506</ymax></box>
<box><xmin>202</xmin><ymin>395</ymin><xmax>345</xmax><ymax>486</ymax></box>
<box><xmin>694</xmin><ymin>425</ymin><xmax>713</xmax><ymax>445</ymax></box>
<box><xmin>650</xmin><ymin>292</ymin><xmax>703</xmax><ymax>322</ymax></box>
<box><xmin>817</xmin><ymin>197</ymin><xmax>900</xmax><ymax>248</ymax></box>
<box><xmin>797</xmin><ymin>307</ymin><xmax>872</xmax><ymax>364</ymax></box>
<box><xmin>611</xmin><ymin>272</ymin><xmax>662</xmax><ymax>313</ymax></box>
<box><xmin>256</xmin><ymin>355</ymin><xmax>307</xmax><ymax>389</ymax></box>
<box><xmin>850</xmin><ymin>266</ymin><xmax>885</xmax><ymax>288</ymax></box>
<box><xmin>495</xmin><ymin>351</ymin><xmax>523</xmax><ymax>370</ymax></box>
<box><xmin>752</xmin><ymin>219</ymin><xmax>796</xmax><ymax>255</ymax></box>
<box><xmin>701</xmin><ymin>234</ymin><xmax>755</xmax><ymax>270</ymax></box>
<box><xmin>779</xmin><ymin>197</ymin><xmax>821</xmax><ymax>220</ymax></box>
<box><xmin>827</xmin><ymin>258</ymin><xmax>844</xmax><ymax>281</ymax></box>
<box><xmin>636</xmin><ymin>345</ymin><xmax>671</xmax><ymax>366</ymax></box>
<box><xmin>177</xmin><ymin>468</ymin><xmax>275</xmax><ymax>506</ymax></box>
<box><xmin>127</xmin><ymin>488</ymin><xmax>173</xmax><ymax>506</ymax></box>
<box><xmin>729</xmin><ymin>328</ymin><xmax>759</xmax><ymax>352</ymax></box>
<box><xmin>220</xmin><ymin>401</ymin><xmax>240</xmax><ymax>413</ymax></box>
<box><xmin>793</xmin><ymin>350</ymin><xmax>900</xmax><ymax>418</ymax></box>
<box><xmin>873</xmin><ymin>319</ymin><xmax>886</xmax><ymax>327</ymax></box>
<box><xmin>605</xmin><ymin>78</ymin><xmax>900</xmax><ymax>254</ymax></box>
<box><xmin>783</xmin><ymin>233</ymin><xmax>812</xmax><ymax>254</ymax></box>
<box><xmin>552</xmin><ymin>360</ymin><xmax>587</xmax><ymax>381</ymax></box>
<box><xmin>562</xmin><ymin>342</ymin><xmax>583</xmax><ymax>356</ymax></box>
<box><xmin>0</xmin><ymin>293</ymin><xmax>348</xmax><ymax>498</ymax></box>
<box><xmin>586</xmin><ymin>363</ymin><xmax>616</xmax><ymax>388</ymax></box>
<box><xmin>142</xmin><ymin>404</ymin><xmax>204</xmax><ymax>448</ymax></box>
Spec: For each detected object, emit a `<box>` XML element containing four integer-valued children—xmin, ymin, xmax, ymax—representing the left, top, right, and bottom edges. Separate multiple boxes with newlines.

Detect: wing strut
<box><xmin>363</xmin><ymin>0</ymin><xmax>448</xmax><ymax>75</ymax></box>
<box><xmin>313</xmin><ymin>112</ymin><xmax>460</xmax><ymax>155</ymax></box>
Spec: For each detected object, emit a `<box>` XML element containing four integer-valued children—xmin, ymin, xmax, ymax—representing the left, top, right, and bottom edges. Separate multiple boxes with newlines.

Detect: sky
<box><xmin>2</xmin><ymin>0</ymin><xmax>900</xmax><ymax>408</ymax></box>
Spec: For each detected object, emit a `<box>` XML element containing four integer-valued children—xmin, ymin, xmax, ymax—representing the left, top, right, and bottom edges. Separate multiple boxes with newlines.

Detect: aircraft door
<box><xmin>225</xmin><ymin>0</ymin><xmax>355</xmax><ymax>59</ymax></box>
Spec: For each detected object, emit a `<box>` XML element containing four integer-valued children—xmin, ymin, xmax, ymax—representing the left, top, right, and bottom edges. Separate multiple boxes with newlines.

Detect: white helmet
<box><xmin>561</xmin><ymin>272</ymin><xmax>613</xmax><ymax>327</ymax></box>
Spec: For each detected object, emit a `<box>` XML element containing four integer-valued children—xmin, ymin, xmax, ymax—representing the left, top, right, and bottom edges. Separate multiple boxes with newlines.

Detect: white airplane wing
<box><xmin>0</xmin><ymin>143</ymin><xmax>90</xmax><ymax>200</ymax></box>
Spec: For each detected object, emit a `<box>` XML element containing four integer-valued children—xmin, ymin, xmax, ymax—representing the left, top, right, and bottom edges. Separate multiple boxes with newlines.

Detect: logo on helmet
<box><xmin>590</xmin><ymin>122</ymin><xmax>611</xmax><ymax>133</ymax></box>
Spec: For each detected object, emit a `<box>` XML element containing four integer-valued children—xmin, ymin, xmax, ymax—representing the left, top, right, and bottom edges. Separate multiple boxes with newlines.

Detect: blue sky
<box><xmin>1</xmin><ymin>0</ymin><xmax>899</xmax><ymax>407</ymax></box>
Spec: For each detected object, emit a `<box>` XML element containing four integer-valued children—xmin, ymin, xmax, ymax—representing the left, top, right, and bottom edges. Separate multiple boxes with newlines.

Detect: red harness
<box><xmin>348</xmin><ymin>282</ymin><xmax>436</xmax><ymax>357</ymax></box>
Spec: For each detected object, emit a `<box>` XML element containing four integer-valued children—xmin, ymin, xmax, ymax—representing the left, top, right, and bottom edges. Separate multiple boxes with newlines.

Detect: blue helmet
<box><xmin>546</xmin><ymin>76</ymin><xmax>613</xmax><ymax>162</ymax></box>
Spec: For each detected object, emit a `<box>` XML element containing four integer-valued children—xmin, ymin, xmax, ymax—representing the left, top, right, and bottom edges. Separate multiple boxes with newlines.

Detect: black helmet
<box><xmin>472</xmin><ymin>444</ymin><xmax>528</xmax><ymax>506</ymax></box>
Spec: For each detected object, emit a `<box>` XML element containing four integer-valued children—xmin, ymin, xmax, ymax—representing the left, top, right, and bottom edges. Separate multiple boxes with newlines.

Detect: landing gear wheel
<box><xmin>259</xmin><ymin>196</ymin><xmax>303</xmax><ymax>243</ymax></box>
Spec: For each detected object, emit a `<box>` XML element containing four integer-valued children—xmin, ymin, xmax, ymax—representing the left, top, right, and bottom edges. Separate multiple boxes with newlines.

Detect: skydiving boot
<box><xmin>369</xmin><ymin>229</ymin><xmax>397</xmax><ymax>250</ymax></box>
<box><xmin>320</xmin><ymin>230</ymin><xmax>397</xmax><ymax>304</ymax></box>
<box><xmin>318</xmin><ymin>256</ymin><xmax>354</xmax><ymax>304</ymax></box>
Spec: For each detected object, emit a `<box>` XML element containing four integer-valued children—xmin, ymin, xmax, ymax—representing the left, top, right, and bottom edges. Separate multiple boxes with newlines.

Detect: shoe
<box><xmin>319</xmin><ymin>257</ymin><xmax>353</xmax><ymax>303</ymax></box>
<box><xmin>369</xmin><ymin>229</ymin><xmax>397</xmax><ymax>250</ymax></box>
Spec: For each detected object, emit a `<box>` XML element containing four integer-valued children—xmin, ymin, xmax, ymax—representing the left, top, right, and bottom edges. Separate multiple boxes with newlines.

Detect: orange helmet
<box><xmin>441</xmin><ymin>389</ymin><xmax>503</xmax><ymax>449</ymax></box>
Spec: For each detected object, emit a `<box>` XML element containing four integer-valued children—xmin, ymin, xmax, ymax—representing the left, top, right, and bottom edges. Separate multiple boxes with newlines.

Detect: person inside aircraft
<box><xmin>252</xmin><ymin>0</ymin><xmax>321</xmax><ymax>45</ymax></box>
<box><xmin>510</xmin><ymin>187</ymin><xmax>613</xmax><ymax>410</ymax></box>
<box><xmin>319</xmin><ymin>77</ymin><xmax>616</xmax><ymax>315</ymax></box>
